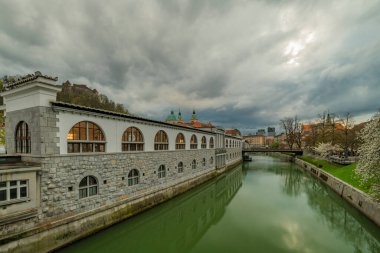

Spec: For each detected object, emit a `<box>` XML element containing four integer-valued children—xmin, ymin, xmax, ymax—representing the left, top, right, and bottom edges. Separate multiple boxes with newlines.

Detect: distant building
<box><xmin>267</xmin><ymin>127</ymin><xmax>275</xmax><ymax>136</ymax></box>
<box><xmin>165</xmin><ymin>109</ymin><xmax>214</xmax><ymax>129</ymax></box>
<box><xmin>225</xmin><ymin>129</ymin><xmax>242</xmax><ymax>137</ymax></box>
<box><xmin>256</xmin><ymin>129</ymin><xmax>265</xmax><ymax>136</ymax></box>
<box><xmin>243</xmin><ymin>135</ymin><xmax>266</xmax><ymax>147</ymax></box>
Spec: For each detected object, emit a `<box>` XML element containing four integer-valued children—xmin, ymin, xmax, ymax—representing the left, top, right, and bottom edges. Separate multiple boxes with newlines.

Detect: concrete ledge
<box><xmin>295</xmin><ymin>158</ymin><xmax>380</xmax><ymax>227</ymax></box>
<box><xmin>0</xmin><ymin>170</ymin><xmax>218</xmax><ymax>253</ymax></box>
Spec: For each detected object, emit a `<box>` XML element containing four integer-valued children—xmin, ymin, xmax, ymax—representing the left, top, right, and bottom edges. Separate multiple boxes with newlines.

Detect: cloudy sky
<box><xmin>1</xmin><ymin>0</ymin><xmax>379</xmax><ymax>133</ymax></box>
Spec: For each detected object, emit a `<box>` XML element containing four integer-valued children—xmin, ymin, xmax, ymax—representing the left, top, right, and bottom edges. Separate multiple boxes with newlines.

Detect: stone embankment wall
<box><xmin>0</xmin><ymin>150</ymin><xmax>241</xmax><ymax>253</ymax></box>
<box><xmin>295</xmin><ymin>158</ymin><xmax>380</xmax><ymax>227</ymax></box>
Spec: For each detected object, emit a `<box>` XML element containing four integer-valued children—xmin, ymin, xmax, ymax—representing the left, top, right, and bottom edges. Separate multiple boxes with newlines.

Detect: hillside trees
<box><xmin>356</xmin><ymin>112</ymin><xmax>380</xmax><ymax>198</ymax></box>
<box><xmin>56</xmin><ymin>81</ymin><xmax>128</xmax><ymax>114</ymax></box>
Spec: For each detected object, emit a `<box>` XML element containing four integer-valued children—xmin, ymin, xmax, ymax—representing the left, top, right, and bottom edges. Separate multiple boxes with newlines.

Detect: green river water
<box><xmin>57</xmin><ymin>156</ymin><xmax>380</xmax><ymax>253</ymax></box>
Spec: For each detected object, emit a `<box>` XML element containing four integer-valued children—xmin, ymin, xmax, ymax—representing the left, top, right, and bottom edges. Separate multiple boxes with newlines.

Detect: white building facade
<box><xmin>0</xmin><ymin>73</ymin><xmax>243</xmax><ymax>252</ymax></box>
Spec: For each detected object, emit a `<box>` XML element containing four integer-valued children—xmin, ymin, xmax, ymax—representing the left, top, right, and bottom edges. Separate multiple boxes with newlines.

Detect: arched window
<box><xmin>225</xmin><ymin>139</ymin><xmax>228</xmax><ymax>148</ymax></box>
<box><xmin>201</xmin><ymin>136</ymin><xmax>207</xmax><ymax>149</ymax></box>
<box><xmin>176</xmin><ymin>133</ymin><xmax>186</xmax><ymax>150</ymax></box>
<box><xmin>79</xmin><ymin>176</ymin><xmax>98</xmax><ymax>198</ymax></box>
<box><xmin>158</xmin><ymin>165</ymin><xmax>166</xmax><ymax>178</ymax></box>
<box><xmin>178</xmin><ymin>162</ymin><xmax>184</xmax><ymax>173</ymax></box>
<box><xmin>202</xmin><ymin>158</ymin><xmax>206</xmax><ymax>167</ymax></box>
<box><xmin>209</xmin><ymin>137</ymin><xmax>214</xmax><ymax>149</ymax></box>
<box><xmin>191</xmin><ymin>159</ymin><xmax>197</xmax><ymax>169</ymax></box>
<box><xmin>67</xmin><ymin>121</ymin><xmax>105</xmax><ymax>153</ymax></box>
<box><xmin>122</xmin><ymin>127</ymin><xmax>144</xmax><ymax>151</ymax></box>
<box><xmin>190</xmin><ymin>135</ymin><xmax>197</xmax><ymax>149</ymax></box>
<box><xmin>15</xmin><ymin>121</ymin><xmax>31</xmax><ymax>153</ymax></box>
<box><xmin>154</xmin><ymin>130</ymin><xmax>169</xmax><ymax>150</ymax></box>
<box><xmin>210</xmin><ymin>157</ymin><xmax>214</xmax><ymax>165</ymax></box>
<box><xmin>128</xmin><ymin>169</ymin><xmax>139</xmax><ymax>186</ymax></box>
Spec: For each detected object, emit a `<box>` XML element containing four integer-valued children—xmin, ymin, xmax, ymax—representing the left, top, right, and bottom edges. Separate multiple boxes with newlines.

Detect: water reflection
<box><xmin>302</xmin><ymin>177</ymin><xmax>380</xmax><ymax>253</ymax></box>
<box><xmin>58</xmin><ymin>156</ymin><xmax>380</xmax><ymax>253</ymax></box>
<box><xmin>57</xmin><ymin>167</ymin><xmax>243</xmax><ymax>253</ymax></box>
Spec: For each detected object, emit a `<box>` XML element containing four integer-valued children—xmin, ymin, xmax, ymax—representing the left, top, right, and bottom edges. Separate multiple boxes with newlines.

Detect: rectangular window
<box><xmin>95</xmin><ymin>143</ymin><xmax>105</xmax><ymax>152</ymax></box>
<box><xmin>79</xmin><ymin>188</ymin><xmax>87</xmax><ymax>199</ymax></box>
<box><xmin>68</xmin><ymin>143</ymin><xmax>81</xmax><ymax>153</ymax></box>
<box><xmin>82</xmin><ymin>143</ymin><xmax>93</xmax><ymax>152</ymax></box>
<box><xmin>0</xmin><ymin>190</ymin><xmax>6</xmax><ymax>201</ymax></box>
<box><xmin>89</xmin><ymin>186</ymin><xmax>97</xmax><ymax>196</ymax></box>
<box><xmin>0</xmin><ymin>180</ymin><xmax>29</xmax><ymax>203</ymax></box>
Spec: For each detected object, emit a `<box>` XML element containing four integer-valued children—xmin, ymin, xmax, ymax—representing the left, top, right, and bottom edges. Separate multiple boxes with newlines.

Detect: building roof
<box><xmin>225</xmin><ymin>129</ymin><xmax>241</xmax><ymax>136</ymax></box>
<box><xmin>51</xmin><ymin>101</ymin><xmax>215</xmax><ymax>135</ymax></box>
<box><xmin>165</xmin><ymin>110</ymin><xmax>178</xmax><ymax>121</ymax></box>
<box><xmin>5</xmin><ymin>71</ymin><xmax>58</xmax><ymax>91</ymax></box>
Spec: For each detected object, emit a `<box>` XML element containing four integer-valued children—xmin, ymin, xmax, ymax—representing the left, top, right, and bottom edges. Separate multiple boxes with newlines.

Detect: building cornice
<box><xmin>51</xmin><ymin>101</ymin><xmax>216</xmax><ymax>135</ymax></box>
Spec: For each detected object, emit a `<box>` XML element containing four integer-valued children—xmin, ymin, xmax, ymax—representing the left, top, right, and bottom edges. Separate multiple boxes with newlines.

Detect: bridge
<box><xmin>242</xmin><ymin>147</ymin><xmax>303</xmax><ymax>156</ymax></box>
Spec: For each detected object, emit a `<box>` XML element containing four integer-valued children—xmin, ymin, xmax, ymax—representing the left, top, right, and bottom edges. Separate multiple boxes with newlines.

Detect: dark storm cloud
<box><xmin>1</xmin><ymin>0</ymin><xmax>379</xmax><ymax>130</ymax></box>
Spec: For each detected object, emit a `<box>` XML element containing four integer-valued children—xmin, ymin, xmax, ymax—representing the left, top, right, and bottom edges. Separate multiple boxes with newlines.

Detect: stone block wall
<box><xmin>5</xmin><ymin>107</ymin><xmax>60</xmax><ymax>156</ymax></box>
<box><xmin>38</xmin><ymin>149</ymin><xmax>215</xmax><ymax>220</ymax></box>
<box><xmin>226</xmin><ymin>147</ymin><xmax>242</xmax><ymax>166</ymax></box>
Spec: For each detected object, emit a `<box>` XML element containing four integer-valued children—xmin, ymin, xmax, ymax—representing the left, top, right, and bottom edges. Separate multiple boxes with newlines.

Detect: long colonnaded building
<box><xmin>0</xmin><ymin>72</ymin><xmax>242</xmax><ymax>252</ymax></box>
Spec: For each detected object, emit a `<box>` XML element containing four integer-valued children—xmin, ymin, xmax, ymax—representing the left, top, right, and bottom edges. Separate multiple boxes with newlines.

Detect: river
<box><xmin>57</xmin><ymin>155</ymin><xmax>380</xmax><ymax>253</ymax></box>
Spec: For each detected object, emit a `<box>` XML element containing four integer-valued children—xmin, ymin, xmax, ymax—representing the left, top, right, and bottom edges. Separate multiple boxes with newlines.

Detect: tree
<box><xmin>356</xmin><ymin>112</ymin><xmax>380</xmax><ymax>198</ymax></box>
<box><xmin>280</xmin><ymin>116</ymin><xmax>303</xmax><ymax>149</ymax></box>
<box><xmin>329</xmin><ymin>113</ymin><xmax>338</xmax><ymax>145</ymax></box>
<box><xmin>280</xmin><ymin>117</ymin><xmax>295</xmax><ymax>149</ymax></box>
<box><xmin>340</xmin><ymin>112</ymin><xmax>355</xmax><ymax>157</ymax></box>
<box><xmin>318</xmin><ymin>111</ymin><xmax>329</xmax><ymax>143</ymax></box>
<box><xmin>315</xmin><ymin>142</ymin><xmax>338</xmax><ymax>158</ymax></box>
<box><xmin>271</xmin><ymin>140</ymin><xmax>280</xmax><ymax>149</ymax></box>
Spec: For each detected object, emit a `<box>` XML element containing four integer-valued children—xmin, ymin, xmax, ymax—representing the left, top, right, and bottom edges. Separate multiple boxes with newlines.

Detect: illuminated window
<box><xmin>154</xmin><ymin>130</ymin><xmax>169</xmax><ymax>150</ymax></box>
<box><xmin>176</xmin><ymin>133</ymin><xmax>186</xmax><ymax>150</ymax></box>
<box><xmin>79</xmin><ymin>176</ymin><xmax>98</xmax><ymax>198</ymax></box>
<box><xmin>158</xmin><ymin>165</ymin><xmax>166</xmax><ymax>178</ymax></box>
<box><xmin>67</xmin><ymin>121</ymin><xmax>105</xmax><ymax>153</ymax></box>
<box><xmin>201</xmin><ymin>136</ymin><xmax>207</xmax><ymax>149</ymax></box>
<box><xmin>190</xmin><ymin>135</ymin><xmax>198</xmax><ymax>149</ymax></box>
<box><xmin>122</xmin><ymin>127</ymin><xmax>144</xmax><ymax>151</ymax></box>
<box><xmin>15</xmin><ymin>121</ymin><xmax>30</xmax><ymax>153</ymax></box>
<box><xmin>128</xmin><ymin>169</ymin><xmax>139</xmax><ymax>186</ymax></box>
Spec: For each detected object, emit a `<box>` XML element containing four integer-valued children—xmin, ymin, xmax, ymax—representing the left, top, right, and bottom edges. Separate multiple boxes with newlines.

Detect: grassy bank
<box><xmin>298</xmin><ymin>156</ymin><xmax>371</xmax><ymax>193</ymax></box>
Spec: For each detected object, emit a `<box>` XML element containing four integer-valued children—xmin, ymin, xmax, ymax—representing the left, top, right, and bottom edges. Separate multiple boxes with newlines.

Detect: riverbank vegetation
<box><xmin>356</xmin><ymin>112</ymin><xmax>380</xmax><ymax>198</ymax></box>
<box><xmin>298</xmin><ymin>156</ymin><xmax>372</xmax><ymax>193</ymax></box>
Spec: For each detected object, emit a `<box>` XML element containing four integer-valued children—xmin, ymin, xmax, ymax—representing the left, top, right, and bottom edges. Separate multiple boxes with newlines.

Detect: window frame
<box><xmin>191</xmin><ymin>159</ymin><xmax>197</xmax><ymax>169</ymax></box>
<box><xmin>122</xmin><ymin>127</ymin><xmax>144</xmax><ymax>152</ymax></box>
<box><xmin>154</xmin><ymin>130</ymin><xmax>169</xmax><ymax>150</ymax></box>
<box><xmin>158</xmin><ymin>165</ymin><xmax>166</xmax><ymax>178</ymax></box>
<box><xmin>79</xmin><ymin>176</ymin><xmax>98</xmax><ymax>199</ymax></box>
<box><xmin>178</xmin><ymin>162</ymin><xmax>184</xmax><ymax>173</ymax></box>
<box><xmin>67</xmin><ymin>121</ymin><xmax>106</xmax><ymax>153</ymax></box>
<box><xmin>201</xmin><ymin>136</ymin><xmax>207</xmax><ymax>149</ymax></box>
<box><xmin>209</xmin><ymin>137</ymin><xmax>214</xmax><ymax>149</ymax></box>
<box><xmin>190</xmin><ymin>135</ymin><xmax>198</xmax><ymax>149</ymax></box>
<box><xmin>175</xmin><ymin>133</ymin><xmax>186</xmax><ymax>150</ymax></box>
<box><xmin>127</xmin><ymin>169</ymin><xmax>140</xmax><ymax>186</ymax></box>
<box><xmin>15</xmin><ymin>121</ymin><xmax>31</xmax><ymax>154</ymax></box>
<box><xmin>0</xmin><ymin>180</ymin><xmax>29</xmax><ymax>205</ymax></box>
